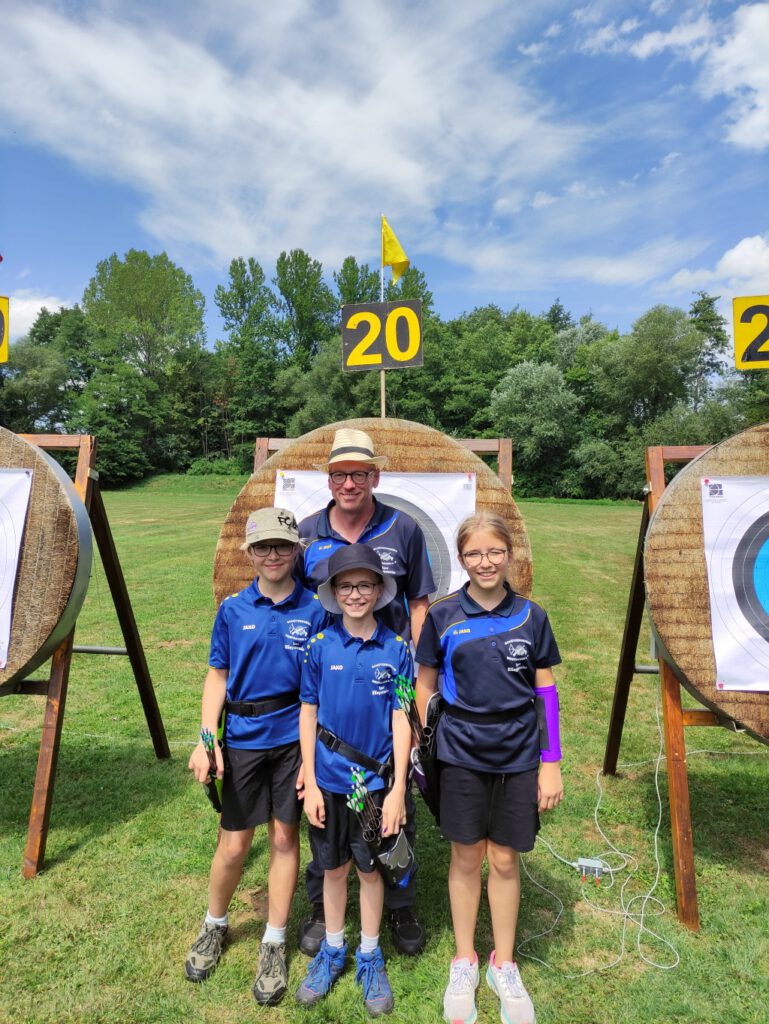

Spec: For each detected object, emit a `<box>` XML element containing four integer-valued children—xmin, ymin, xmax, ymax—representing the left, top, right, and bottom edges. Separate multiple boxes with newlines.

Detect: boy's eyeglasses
<box><xmin>329</xmin><ymin>470</ymin><xmax>373</xmax><ymax>485</ymax></box>
<box><xmin>461</xmin><ymin>548</ymin><xmax>509</xmax><ymax>567</ymax></box>
<box><xmin>250</xmin><ymin>542</ymin><xmax>295</xmax><ymax>558</ymax></box>
<box><xmin>333</xmin><ymin>581</ymin><xmax>378</xmax><ymax>597</ymax></box>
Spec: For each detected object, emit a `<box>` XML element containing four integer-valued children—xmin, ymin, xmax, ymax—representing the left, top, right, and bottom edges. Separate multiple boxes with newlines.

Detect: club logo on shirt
<box><xmin>372</xmin><ymin>546</ymin><xmax>398</xmax><ymax>575</ymax></box>
<box><xmin>285</xmin><ymin>618</ymin><xmax>312</xmax><ymax>650</ymax></box>
<box><xmin>242</xmin><ymin>623</ymin><xmax>256</xmax><ymax>630</ymax></box>
<box><xmin>371</xmin><ymin>661</ymin><xmax>396</xmax><ymax>696</ymax></box>
<box><xmin>504</xmin><ymin>638</ymin><xmax>531</xmax><ymax>671</ymax></box>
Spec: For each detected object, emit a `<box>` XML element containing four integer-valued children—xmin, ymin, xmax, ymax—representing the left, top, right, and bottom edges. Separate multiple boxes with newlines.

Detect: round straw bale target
<box><xmin>0</xmin><ymin>428</ymin><xmax>92</xmax><ymax>689</ymax></box>
<box><xmin>214</xmin><ymin>418</ymin><xmax>531</xmax><ymax>605</ymax></box>
<box><xmin>645</xmin><ymin>422</ymin><xmax>769</xmax><ymax>743</ymax></box>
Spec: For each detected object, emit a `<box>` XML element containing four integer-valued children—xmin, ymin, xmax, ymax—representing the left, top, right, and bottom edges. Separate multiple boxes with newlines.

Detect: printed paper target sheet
<box><xmin>0</xmin><ymin>469</ymin><xmax>34</xmax><ymax>669</ymax></box>
<box><xmin>275</xmin><ymin>471</ymin><xmax>476</xmax><ymax>598</ymax></box>
<box><xmin>701</xmin><ymin>476</ymin><xmax>769</xmax><ymax>691</ymax></box>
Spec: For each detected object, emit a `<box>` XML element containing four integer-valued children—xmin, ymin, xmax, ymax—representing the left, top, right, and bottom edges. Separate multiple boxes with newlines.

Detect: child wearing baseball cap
<box><xmin>296</xmin><ymin>544</ymin><xmax>412</xmax><ymax>1017</ymax></box>
<box><xmin>185</xmin><ymin>508</ymin><xmax>328</xmax><ymax>1005</ymax></box>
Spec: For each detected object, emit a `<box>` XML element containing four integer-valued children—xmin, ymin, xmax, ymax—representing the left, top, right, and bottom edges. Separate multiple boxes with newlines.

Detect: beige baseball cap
<box><xmin>240</xmin><ymin>507</ymin><xmax>299</xmax><ymax>550</ymax></box>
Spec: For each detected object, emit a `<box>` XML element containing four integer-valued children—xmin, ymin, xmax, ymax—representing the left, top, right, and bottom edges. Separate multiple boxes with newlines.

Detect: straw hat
<box><xmin>313</xmin><ymin>428</ymin><xmax>388</xmax><ymax>472</ymax></box>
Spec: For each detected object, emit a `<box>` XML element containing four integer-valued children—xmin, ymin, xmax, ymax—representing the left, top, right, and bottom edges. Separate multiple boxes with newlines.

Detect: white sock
<box><xmin>205</xmin><ymin>910</ymin><xmax>228</xmax><ymax>928</ymax></box>
<box><xmin>262</xmin><ymin>923</ymin><xmax>286</xmax><ymax>945</ymax></box>
<box><xmin>360</xmin><ymin>932</ymin><xmax>379</xmax><ymax>954</ymax></box>
<box><xmin>325</xmin><ymin>928</ymin><xmax>345</xmax><ymax>949</ymax></box>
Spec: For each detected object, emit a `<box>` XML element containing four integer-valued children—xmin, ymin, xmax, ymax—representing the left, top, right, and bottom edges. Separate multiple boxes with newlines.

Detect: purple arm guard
<box><xmin>534</xmin><ymin>684</ymin><xmax>562</xmax><ymax>763</ymax></box>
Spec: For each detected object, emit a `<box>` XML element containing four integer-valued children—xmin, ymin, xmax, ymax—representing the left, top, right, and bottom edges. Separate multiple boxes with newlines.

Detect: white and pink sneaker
<box><xmin>443</xmin><ymin>954</ymin><xmax>480</xmax><ymax>1024</ymax></box>
<box><xmin>486</xmin><ymin>950</ymin><xmax>535</xmax><ymax>1024</ymax></box>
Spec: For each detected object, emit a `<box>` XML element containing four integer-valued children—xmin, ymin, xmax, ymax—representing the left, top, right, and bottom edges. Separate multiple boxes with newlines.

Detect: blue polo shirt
<box><xmin>300</xmin><ymin>618</ymin><xmax>413</xmax><ymax>794</ymax></box>
<box><xmin>298</xmin><ymin>498</ymin><xmax>435</xmax><ymax>642</ymax></box>
<box><xmin>209</xmin><ymin>577</ymin><xmax>328</xmax><ymax>750</ymax></box>
<box><xmin>415</xmin><ymin>584</ymin><xmax>561</xmax><ymax>774</ymax></box>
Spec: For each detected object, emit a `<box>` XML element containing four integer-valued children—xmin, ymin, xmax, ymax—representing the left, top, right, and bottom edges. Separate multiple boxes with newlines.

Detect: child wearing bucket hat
<box><xmin>185</xmin><ymin>508</ymin><xmax>328</xmax><ymax>1005</ymax></box>
<box><xmin>296</xmin><ymin>544</ymin><xmax>412</xmax><ymax>1017</ymax></box>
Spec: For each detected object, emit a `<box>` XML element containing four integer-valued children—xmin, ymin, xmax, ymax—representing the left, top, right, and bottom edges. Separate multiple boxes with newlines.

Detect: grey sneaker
<box><xmin>184</xmin><ymin>920</ymin><xmax>228</xmax><ymax>982</ymax></box>
<box><xmin>252</xmin><ymin>941</ymin><xmax>288</xmax><ymax>1006</ymax></box>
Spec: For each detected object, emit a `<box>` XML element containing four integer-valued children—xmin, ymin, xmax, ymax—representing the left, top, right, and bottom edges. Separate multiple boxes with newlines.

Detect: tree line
<box><xmin>1</xmin><ymin>247</ymin><xmax>766</xmax><ymax>497</ymax></box>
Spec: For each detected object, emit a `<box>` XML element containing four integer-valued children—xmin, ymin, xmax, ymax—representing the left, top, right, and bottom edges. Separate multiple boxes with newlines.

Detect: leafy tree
<box><xmin>273</xmin><ymin>249</ymin><xmax>337</xmax><ymax>368</ymax></box>
<box><xmin>687</xmin><ymin>291</ymin><xmax>730</xmax><ymax>409</ymax></box>
<box><xmin>490</xmin><ymin>361</ymin><xmax>581</xmax><ymax>494</ymax></box>
<box><xmin>385</xmin><ymin>265</ymin><xmax>434</xmax><ymax>317</ymax></box>
<box><xmin>544</xmin><ymin>298</ymin><xmax>574</xmax><ymax>333</ymax></box>
<box><xmin>334</xmin><ymin>256</ymin><xmax>380</xmax><ymax>307</ymax></box>
<box><xmin>0</xmin><ymin>336</ymin><xmax>70</xmax><ymax>432</ymax></box>
<box><xmin>80</xmin><ymin>249</ymin><xmax>208</xmax><ymax>478</ymax></box>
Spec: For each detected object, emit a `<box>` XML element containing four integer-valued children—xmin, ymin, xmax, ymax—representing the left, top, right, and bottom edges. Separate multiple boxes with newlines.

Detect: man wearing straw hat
<box><xmin>297</xmin><ymin>427</ymin><xmax>435</xmax><ymax>957</ymax></box>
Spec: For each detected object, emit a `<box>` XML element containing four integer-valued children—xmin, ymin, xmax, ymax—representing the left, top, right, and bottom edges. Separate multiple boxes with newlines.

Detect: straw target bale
<box><xmin>0</xmin><ymin>428</ymin><xmax>92</xmax><ymax>688</ymax></box>
<box><xmin>645</xmin><ymin>422</ymin><xmax>769</xmax><ymax>743</ymax></box>
<box><xmin>214</xmin><ymin>418</ymin><xmax>531</xmax><ymax>605</ymax></box>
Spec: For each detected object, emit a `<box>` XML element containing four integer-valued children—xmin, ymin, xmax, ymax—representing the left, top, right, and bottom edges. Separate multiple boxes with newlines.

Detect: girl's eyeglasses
<box><xmin>461</xmin><ymin>548</ymin><xmax>508</xmax><ymax>567</ymax></box>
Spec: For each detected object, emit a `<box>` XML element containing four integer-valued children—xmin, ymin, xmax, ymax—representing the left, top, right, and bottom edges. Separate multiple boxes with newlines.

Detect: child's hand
<box><xmin>295</xmin><ymin>762</ymin><xmax>305</xmax><ymax>801</ymax></box>
<box><xmin>188</xmin><ymin>741</ymin><xmax>223</xmax><ymax>783</ymax></box>
<box><xmin>381</xmin><ymin>788</ymin><xmax>405</xmax><ymax>836</ymax></box>
<box><xmin>304</xmin><ymin>783</ymin><xmax>325</xmax><ymax>828</ymax></box>
<box><xmin>538</xmin><ymin>762</ymin><xmax>564</xmax><ymax>811</ymax></box>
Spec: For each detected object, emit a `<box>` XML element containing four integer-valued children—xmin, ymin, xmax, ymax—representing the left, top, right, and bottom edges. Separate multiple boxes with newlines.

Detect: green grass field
<box><xmin>1</xmin><ymin>476</ymin><xmax>767</xmax><ymax>1024</ymax></box>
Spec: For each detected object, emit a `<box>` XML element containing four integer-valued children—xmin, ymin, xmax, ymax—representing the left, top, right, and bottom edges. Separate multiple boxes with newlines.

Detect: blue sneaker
<box><xmin>355</xmin><ymin>945</ymin><xmax>394</xmax><ymax>1017</ymax></box>
<box><xmin>295</xmin><ymin>939</ymin><xmax>347</xmax><ymax>1007</ymax></box>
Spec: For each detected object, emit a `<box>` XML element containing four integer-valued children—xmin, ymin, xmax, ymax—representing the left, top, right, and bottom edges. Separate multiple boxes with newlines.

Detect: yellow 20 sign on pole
<box><xmin>341</xmin><ymin>299</ymin><xmax>423</xmax><ymax>372</ymax></box>
<box><xmin>733</xmin><ymin>296</ymin><xmax>769</xmax><ymax>370</ymax></box>
<box><xmin>0</xmin><ymin>297</ymin><xmax>9</xmax><ymax>363</ymax></box>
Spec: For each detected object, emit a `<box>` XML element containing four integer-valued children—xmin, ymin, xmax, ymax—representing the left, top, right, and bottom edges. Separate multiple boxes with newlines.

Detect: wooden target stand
<box><xmin>604</xmin><ymin>442</ymin><xmax>761</xmax><ymax>931</ymax></box>
<box><xmin>2</xmin><ymin>434</ymin><xmax>169</xmax><ymax>877</ymax></box>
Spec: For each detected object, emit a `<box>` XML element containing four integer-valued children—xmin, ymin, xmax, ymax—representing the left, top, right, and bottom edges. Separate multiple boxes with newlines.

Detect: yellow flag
<box><xmin>381</xmin><ymin>215</ymin><xmax>409</xmax><ymax>284</ymax></box>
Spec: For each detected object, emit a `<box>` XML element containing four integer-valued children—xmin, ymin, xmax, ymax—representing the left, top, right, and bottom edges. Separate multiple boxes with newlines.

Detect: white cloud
<box><xmin>0</xmin><ymin>1</ymin><xmax>585</xmax><ymax>273</ymax></box>
<box><xmin>669</xmin><ymin>234</ymin><xmax>769</xmax><ymax>296</ymax></box>
<box><xmin>532</xmin><ymin>191</ymin><xmax>558</xmax><ymax>208</ymax></box>
<box><xmin>700</xmin><ymin>4</ymin><xmax>769</xmax><ymax>150</ymax></box>
<box><xmin>631</xmin><ymin>14</ymin><xmax>712</xmax><ymax>59</ymax></box>
<box><xmin>7</xmin><ymin>289</ymin><xmax>73</xmax><ymax>340</ymax></box>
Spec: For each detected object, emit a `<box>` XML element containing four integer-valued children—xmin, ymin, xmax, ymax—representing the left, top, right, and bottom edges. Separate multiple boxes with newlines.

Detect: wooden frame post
<box><xmin>254</xmin><ymin>435</ymin><xmax>514</xmax><ymax>491</ymax></box>
<box><xmin>12</xmin><ymin>434</ymin><xmax>169</xmax><ymax>877</ymax></box>
<box><xmin>604</xmin><ymin>444</ymin><xmax>713</xmax><ymax>931</ymax></box>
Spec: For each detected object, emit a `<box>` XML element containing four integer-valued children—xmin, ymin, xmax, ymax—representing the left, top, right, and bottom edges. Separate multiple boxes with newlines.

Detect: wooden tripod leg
<box><xmin>22</xmin><ymin>633</ymin><xmax>75</xmax><ymax>878</ymax></box>
<box><xmin>603</xmin><ymin>498</ymin><xmax>650</xmax><ymax>775</ymax></box>
<box><xmin>660</xmin><ymin>659</ymin><xmax>700</xmax><ymax>931</ymax></box>
<box><xmin>88</xmin><ymin>482</ymin><xmax>170</xmax><ymax>760</ymax></box>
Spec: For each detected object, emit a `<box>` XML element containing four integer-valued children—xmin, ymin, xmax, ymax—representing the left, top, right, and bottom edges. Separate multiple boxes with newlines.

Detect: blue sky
<box><xmin>1</xmin><ymin>0</ymin><xmax>767</xmax><ymax>343</ymax></box>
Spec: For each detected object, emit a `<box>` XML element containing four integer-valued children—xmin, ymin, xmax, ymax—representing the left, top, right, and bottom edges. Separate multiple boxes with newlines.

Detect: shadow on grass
<box><xmin>0</xmin><ymin>733</ymin><xmax>185</xmax><ymax>866</ymax></box>
<box><xmin>633</xmin><ymin>755</ymin><xmax>769</xmax><ymax>878</ymax></box>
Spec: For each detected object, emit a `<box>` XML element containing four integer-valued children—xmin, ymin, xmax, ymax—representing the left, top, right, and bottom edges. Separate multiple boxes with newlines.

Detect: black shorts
<box><xmin>220</xmin><ymin>741</ymin><xmax>302</xmax><ymax>832</ymax></box>
<box><xmin>439</xmin><ymin>763</ymin><xmax>539</xmax><ymax>851</ymax></box>
<box><xmin>308</xmin><ymin>788</ymin><xmax>385</xmax><ymax>875</ymax></box>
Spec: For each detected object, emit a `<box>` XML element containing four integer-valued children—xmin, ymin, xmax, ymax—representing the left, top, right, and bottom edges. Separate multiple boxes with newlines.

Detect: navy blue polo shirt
<box><xmin>300</xmin><ymin>618</ymin><xmax>413</xmax><ymax>794</ymax></box>
<box><xmin>298</xmin><ymin>498</ymin><xmax>435</xmax><ymax>642</ymax></box>
<box><xmin>415</xmin><ymin>584</ymin><xmax>561</xmax><ymax>774</ymax></box>
<box><xmin>209</xmin><ymin>577</ymin><xmax>328</xmax><ymax>750</ymax></box>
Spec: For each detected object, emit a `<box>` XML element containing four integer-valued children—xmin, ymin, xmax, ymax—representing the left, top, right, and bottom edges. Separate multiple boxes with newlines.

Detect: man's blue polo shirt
<box><xmin>300</xmin><ymin>618</ymin><xmax>413</xmax><ymax>794</ymax></box>
<box><xmin>209</xmin><ymin>577</ymin><xmax>328</xmax><ymax>750</ymax></box>
<box><xmin>298</xmin><ymin>498</ymin><xmax>435</xmax><ymax>642</ymax></box>
<box><xmin>415</xmin><ymin>584</ymin><xmax>561</xmax><ymax>774</ymax></box>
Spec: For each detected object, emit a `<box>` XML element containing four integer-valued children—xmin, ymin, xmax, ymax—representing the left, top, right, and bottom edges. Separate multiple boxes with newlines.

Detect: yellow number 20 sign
<box><xmin>342</xmin><ymin>300</ymin><xmax>423</xmax><ymax>372</ymax></box>
<box><xmin>0</xmin><ymin>296</ymin><xmax>8</xmax><ymax>364</ymax></box>
<box><xmin>734</xmin><ymin>296</ymin><xmax>769</xmax><ymax>370</ymax></box>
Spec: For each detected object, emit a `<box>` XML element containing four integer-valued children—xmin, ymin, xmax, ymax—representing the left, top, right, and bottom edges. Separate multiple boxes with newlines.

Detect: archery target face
<box><xmin>0</xmin><ymin>468</ymin><xmax>33</xmax><ymax>668</ymax></box>
<box><xmin>701</xmin><ymin>476</ymin><xmax>769</xmax><ymax>691</ymax></box>
<box><xmin>274</xmin><ymin>471</ymin><xmax>477</xmax><ymax>598</ymax></box>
